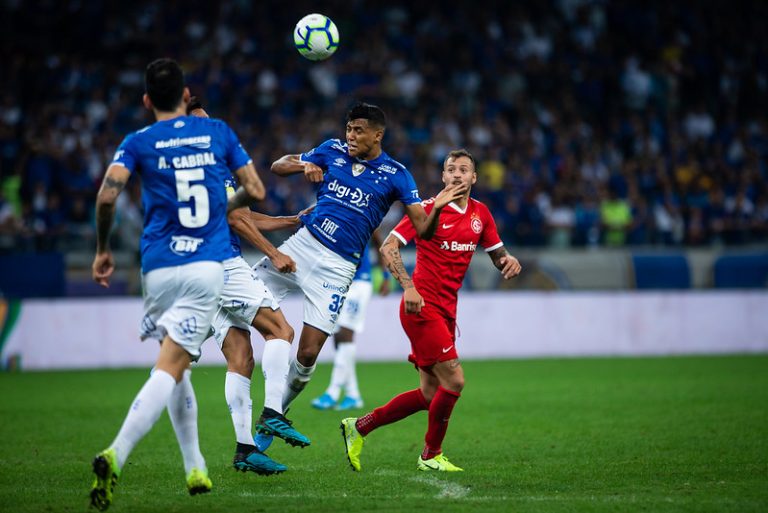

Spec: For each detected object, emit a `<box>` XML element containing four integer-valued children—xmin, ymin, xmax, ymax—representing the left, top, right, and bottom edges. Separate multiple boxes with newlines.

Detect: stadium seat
<box><xmin>713</xmin><ymin>254</ymin><xmax>768</xmax><ymax>289</ymax></box>
<box><xmin>631</xmin><ymin>254</ymin><xmax>691</xmax><ymax>289</ymax></box>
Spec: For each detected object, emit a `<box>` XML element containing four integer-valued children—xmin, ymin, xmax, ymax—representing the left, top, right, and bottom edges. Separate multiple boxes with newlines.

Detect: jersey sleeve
<box><xmin>300</xmin><ymin>139</ymin><xmax>337</xmax><ymax>169</ymax></box>
<box><xmin>393</xmin><ymin>169</ymin><xmax>421</xmax><ymax>206</ymax></box>
<box><xmin>391</xmin><ymin>200</ymin><xmax>433</xmax><ymax>245</ymax></box>
<box><xmin>224</xmin><ymin>123</ymin><xmax>252</xmax><ymax>171</ymax></box>
<box><xmin>479</xmin><ymin>203</ymin><xmax>503</xmax><ymax>251</ymax></box>
<box><xmin>110</xmin><ymin>134</ymin><xmax>138</xmax><ymax>173</ymax></box>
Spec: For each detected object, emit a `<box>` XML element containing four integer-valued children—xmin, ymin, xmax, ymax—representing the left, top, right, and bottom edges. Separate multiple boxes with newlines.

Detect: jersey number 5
<box><xmin>175</xmin><ymin>168</ymin><xmax>210</xmax><ymax>228</ymax></box>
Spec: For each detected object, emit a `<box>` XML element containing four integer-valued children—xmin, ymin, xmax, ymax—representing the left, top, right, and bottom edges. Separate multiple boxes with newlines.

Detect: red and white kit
<box><xmin>390</xmin><ymin>198</ymin><xmax>502</xmax><ymax>366</ymax></box>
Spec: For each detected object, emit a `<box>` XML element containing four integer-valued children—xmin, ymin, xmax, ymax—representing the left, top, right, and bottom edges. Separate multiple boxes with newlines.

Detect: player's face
<box><xmin>346</xmin><ymin>119</ymin><xmax>382</xmax><ymax>159</ymax></box>
<box><xmin>442</xmin><ymin>156</ymin><xmax>476</xmax><ymax>191</ymax></box>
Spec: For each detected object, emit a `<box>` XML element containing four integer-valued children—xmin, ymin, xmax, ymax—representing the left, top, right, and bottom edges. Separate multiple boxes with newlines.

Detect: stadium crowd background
<box><xmin>1</xmin><ymin>0</ymin><xmax>767</xmax><ymax>257</ymax></box>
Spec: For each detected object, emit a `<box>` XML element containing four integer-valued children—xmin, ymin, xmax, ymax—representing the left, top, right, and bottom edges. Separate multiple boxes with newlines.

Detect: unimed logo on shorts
<box><xmin>170</xmin><ymin>235</ymin><xmax>204</xmax><ymax>255</ymax></box>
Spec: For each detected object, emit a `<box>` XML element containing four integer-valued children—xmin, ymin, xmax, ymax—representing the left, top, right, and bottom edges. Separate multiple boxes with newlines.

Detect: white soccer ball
<box><xmin>293</xmin><ymin>13</ymin><xmax>339</xmax><ymax>61</ymax></box>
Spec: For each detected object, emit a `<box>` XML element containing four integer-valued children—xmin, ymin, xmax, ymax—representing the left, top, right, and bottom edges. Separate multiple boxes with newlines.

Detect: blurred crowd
<box><xmin>1</xmin><ymin>0</ymin><xmax>767</xmax><ymax>256</ymax></box>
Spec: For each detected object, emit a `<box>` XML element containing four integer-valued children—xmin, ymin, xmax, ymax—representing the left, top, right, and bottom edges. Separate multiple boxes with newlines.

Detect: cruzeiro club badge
<box><xmin>352</xmin><ymin>163</ymin><xmax>365</xmax><ymax>177</ymax></box>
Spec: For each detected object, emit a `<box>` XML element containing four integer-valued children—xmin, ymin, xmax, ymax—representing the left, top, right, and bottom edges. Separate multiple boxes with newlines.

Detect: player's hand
<box><xmin>92</xmin><ymin>251</ymin><xmax>115</xmax><ymax>288</ymax></box>
<box><xmin>499</xmin><ymin>255</ymin><xmax>522</xmax><ymax>279</ymax></box>
<box><xmin>297</xmin><ymin>205</ymin><xmax>315</xmax><ymax>217</ymax></box>
<box><xmin>186</xmin><ymin>96</ymin><xmax>208</xmax><ymax>117</ymax></box>
<box><xmin>433</xmin><ymin>182</ymin><xmax>469</xmax><ymax>209</ymax></box>
<box><xmin>378</xmin><ymin>276</ymin><xmax>391</xmax><ymax>296</ymax></box>
<box><xmin>303</xmin><ymin>162</ymin><xmax>324</xmax><ymax>183</ymax></box>
<box><xmin>270</xmin><ymin>251</ymin><xmax>297</xmax><ymax>273</ymax></box>
<box><xmin>403</xmin><ymin>287</ymin><xmax>424</xmax><ymax>314</ymax></box>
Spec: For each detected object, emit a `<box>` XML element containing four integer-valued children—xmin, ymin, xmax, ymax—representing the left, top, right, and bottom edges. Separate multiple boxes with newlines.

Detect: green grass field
<box><xmin>0</xmin><ymin>356</ymin><xmax>766</xmax><ymax>512</ymax></box>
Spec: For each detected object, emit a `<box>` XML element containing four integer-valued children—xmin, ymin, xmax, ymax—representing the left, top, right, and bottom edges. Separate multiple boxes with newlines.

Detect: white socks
<box><xmin>110</xmin><ymin>369</ymin><xmax>176</xmax><ymax>469</ymax></box>
<box><xmin>168</xmin><ymin>369</ymin><xmax>206</xmax><ymax>474</ymax></box>
<box><xmin>261</xmin><ymin>339</ymin><xmax>291</xmax><ymax>414</ymax></box>
<box><xmin>326</xmin><ymin>342</ymin><xmax>357</xmax><ymax>400</ymax></box>
<box><xmin>282</xmin><ymin>358</ymin><xmax>316</xmax><ymax>410</ymax></box>
<box><xmin>225</xmin><ymin>371</ymin><xmax>253</xmax><ymax>445</ymax></box>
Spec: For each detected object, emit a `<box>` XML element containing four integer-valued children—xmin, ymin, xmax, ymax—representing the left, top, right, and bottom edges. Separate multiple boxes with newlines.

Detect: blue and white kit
<box><xmin>256</xmin><ymin>139</ymin><xmax>421</xmax><ymax>334</ymax></box>
<box><xmin>111</xmin><ymin>115</ymin><xmax>251</xmax><ymax>357</ymax></box>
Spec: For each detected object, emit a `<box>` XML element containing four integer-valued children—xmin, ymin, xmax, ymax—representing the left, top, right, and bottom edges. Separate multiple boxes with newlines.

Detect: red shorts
<box><xmin>399</xmin><ymin>299</ymin><xmax>458</xmax><ymax>368</ymax></box>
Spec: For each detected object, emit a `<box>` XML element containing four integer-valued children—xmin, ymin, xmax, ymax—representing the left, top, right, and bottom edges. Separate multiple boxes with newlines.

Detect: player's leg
<box><xmin>313</xmin><ymin>328</ymin><xmax>351</xmax><ymax>410</ymax></box>
<box><xmin>417</xmin><ymin>358</ymin><xmax>464</xmax><ymax>472</ymax></box>
<box><xmin>251</xmin><ymin>306</ymin><xmax>311</xmax><ymax>449</ymax></box>
<box><xmin>91</xmin><ymin>336</ymin><xmax>191</xmax><ymax>511</ymax></box>
<box><xmin>282</xmin><ymin>324</ymin><xmax>328</xmax><ymax>410</ymax></box>
<box><xmin>91</xmin><ymin>262</ymin><xmax>222</xmax><ymax>509</ymax></box>
<box><xmin>336</xmin><ymin>280</ymin><xmax>372</xmax><ymax>410</ymax></box>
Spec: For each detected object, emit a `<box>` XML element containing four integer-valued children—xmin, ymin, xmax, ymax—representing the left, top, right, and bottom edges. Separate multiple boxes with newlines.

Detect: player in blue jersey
<box><xmin>185</xmin><ymin>100</ymin><xmax>310</xmax><ymax>473</ymax></box>
<box><xmin>311</xmin><ymin>235</ymin><xmax>390</xmax><ymax>411</ymax></box>
<box><xmin>252</xmin><ymin>102</ymin><xmax>467</xmax><ymax>450</ymax></box>
<box><xmin>88</xmin><ymin>59</ymin><xmax>265</xmax><ymax>511</ymax></box>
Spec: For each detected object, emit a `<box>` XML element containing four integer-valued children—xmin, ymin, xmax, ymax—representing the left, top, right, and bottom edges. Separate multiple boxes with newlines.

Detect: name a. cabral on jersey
<box><xmin>440</xmin><ymin>240</ymin><xmax>478</xmax><ymax>252</ymax></box>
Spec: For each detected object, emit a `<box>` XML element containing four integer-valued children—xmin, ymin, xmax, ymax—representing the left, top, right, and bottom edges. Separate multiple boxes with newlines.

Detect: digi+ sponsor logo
<box><xmin>328</xmin><ymin>179</ymin><xmax>371</xmax><ymax>208</ymax></box>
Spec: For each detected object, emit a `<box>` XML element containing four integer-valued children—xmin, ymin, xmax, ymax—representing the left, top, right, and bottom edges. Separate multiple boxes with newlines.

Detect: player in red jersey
<box><xmin>341</xmin><ymin>149</ymin><xmax>521</xmax><ymax>472</ymax></box>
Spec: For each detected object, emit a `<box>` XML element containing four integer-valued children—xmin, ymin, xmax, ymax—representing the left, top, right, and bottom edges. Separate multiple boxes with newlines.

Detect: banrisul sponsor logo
<box><xmin>440</xmin><ymin>240</ymin><xmax>477</xmax><ymax>252</ymax></box>
<box><xmin>170</xmin><ymin>235</ymin><xmax>204</xmax><ymax>255</ymax></box>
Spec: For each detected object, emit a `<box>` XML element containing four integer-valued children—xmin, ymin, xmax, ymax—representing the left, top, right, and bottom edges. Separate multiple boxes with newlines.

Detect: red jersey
<box><xmin>391</xmin><ymin>198</ymin><xmax>503</xmax><ymax>319</ymax></box>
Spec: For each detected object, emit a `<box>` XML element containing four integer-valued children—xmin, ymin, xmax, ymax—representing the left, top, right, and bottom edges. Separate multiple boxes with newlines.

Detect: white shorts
<box><xmin>211</xmin><ymin>256</ymin><xmax>280</xmax><ymax>347</ymax></box>
<box><xmin>140</xmin><ymin>260</ymin><xmax>224</xmax><ymax>361</ymax></box>
<box><xmin>255</xmin><ymin>227</ymin><xmax>357</xmax><ymax>335</ymax></box>
<box><xmin>336</xmin><ymin>279</ymin><xmax>373</xmax><ymax>333</ymax></box>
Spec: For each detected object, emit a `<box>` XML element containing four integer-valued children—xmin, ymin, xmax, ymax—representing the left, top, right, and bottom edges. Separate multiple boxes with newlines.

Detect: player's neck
<box><xmin>357</xmin><ymin>146</ymin><xmax>382</xmax><ymax>161</ymax></box>
<box><xmin>154</xmin><ymin>107</ymin><xmax>186</xmax><ymax>122</ymax></box>
<box><xmin>453</xmin><ymin>195</ymin><xmax>469</xmax><ymax>210</ymax></box>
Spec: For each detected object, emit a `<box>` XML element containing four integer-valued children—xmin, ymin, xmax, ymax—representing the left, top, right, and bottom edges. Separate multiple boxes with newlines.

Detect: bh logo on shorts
<box><xmin>170</xmin><ymin>235</ymin><xmax>204</xmax><ymax>255</ymax></box>
<box><xmin>179</xmin><ymin>316</ymin><xmax>198</xmax><ymax>336</ymax></box>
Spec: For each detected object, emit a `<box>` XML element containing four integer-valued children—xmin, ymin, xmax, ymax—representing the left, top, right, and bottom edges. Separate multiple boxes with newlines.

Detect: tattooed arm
<box><xmin>92</xmin><ymin>164</ymin><xmax>130</xmax><ymax>287</ymax></box>
<box><xmin>487</xmin><ymin>246</ymin><xmax>522</xmax><ymax>280</ymax></box>
<box><xmin>380</xmin><ymin>233</ymin><xmax>424</xmax><ymax>314</ymax></box>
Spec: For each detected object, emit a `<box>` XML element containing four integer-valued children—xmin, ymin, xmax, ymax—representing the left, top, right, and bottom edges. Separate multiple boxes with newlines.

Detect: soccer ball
<box><xmin>293</xmin><ymin>13</ymin><xmax>339</xmax><ymax>61</ymax></box>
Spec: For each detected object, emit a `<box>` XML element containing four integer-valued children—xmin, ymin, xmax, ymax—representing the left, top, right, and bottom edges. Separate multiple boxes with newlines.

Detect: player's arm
<box><xmin>488</xmin><ymin>246</ymin><xmax>522</xmax><ymax>280</ymax></box>
<box><xmin>185</xmin><ymin>99</ymin><xmax>267</xmax><ymax>209</ymax></box>
<box><xmin>92</xmin><ymin>164</ymin><xmax>130</xmax><ymax>287</ymax></box>
<box><xmin>380</xmin><ymin>233</ymin><xmax>424</xmax><ymax>314</ymax></box>
<box><xmin>371</xmin><ymin>228</ymin><xmax>390</xmax><ymax>296</ymax></box>
<box><xmin>271</xmin><ymin>154</ymin><xmax>324</xmax><ymax>183</ymax></box>
<box><xmin>227</xmin><ymin>162</ymin><xmax>266</xmax><ymax>211</ymax></box>
<box><xmin>403</xmin><ymin>182</ymin><xmax>468</xmax><ymax>240</ymax></box>
<box><xmin>227</xmin><ymin>209</ymin><xmax>299</xmax><ymax>273</ymax></box>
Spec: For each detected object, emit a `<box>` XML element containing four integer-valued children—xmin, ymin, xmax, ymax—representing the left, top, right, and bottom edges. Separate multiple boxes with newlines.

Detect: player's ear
<box><xmin>142</xmin><ymin>93</ymin><xmax>152</xmax><ymax>111</ymax></box>
<box><xmin>375</xmin><ymin>127</ymin><xmax>384</xmax><ymax>144</ymax></box>
<box><xmin>471</xmin><ymin>171</ymin><xmax>477</xmax><ymax>185</ymax></box>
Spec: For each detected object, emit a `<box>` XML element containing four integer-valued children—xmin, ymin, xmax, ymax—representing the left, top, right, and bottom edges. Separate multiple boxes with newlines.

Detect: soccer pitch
<box><xmin>0</xmin><ymin>356</ymin><xmax>766</xmax><ymax>512</ymax></box>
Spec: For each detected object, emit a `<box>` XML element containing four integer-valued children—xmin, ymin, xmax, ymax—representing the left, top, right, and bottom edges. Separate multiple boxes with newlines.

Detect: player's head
<box><xmin>442</xmin><ymin>149</ymin><xmax>477</xmax><ymax>192</ymax></box>
<box><xmin>142</xmin><ymin>58</ymin><xmax>190</xmax><ymax>114</ymax></box>
<box><xmin>345</xmin><ymin>102</ymin><xmax>386</xmax><ymax>160</ymax></box>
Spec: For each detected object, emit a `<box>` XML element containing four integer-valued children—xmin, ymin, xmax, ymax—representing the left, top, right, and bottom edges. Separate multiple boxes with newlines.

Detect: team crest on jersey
<box><xmin>352</xmin><ymin>163</ymin><xmax>365</xmax><ymax>177</ymax></box>
<box><xmin>471</xmin><ymin>214</ymin><xmax>482</xmax><ymax>234</ymax></box>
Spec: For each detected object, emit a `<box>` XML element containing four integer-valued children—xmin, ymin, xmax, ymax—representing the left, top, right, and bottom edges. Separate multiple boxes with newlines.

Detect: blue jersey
<box><xmin>224</xmin><ymin>176</ymin><xmax>242</xmax><ymax>258</ymax></box>
<box><xmin>300</xmin><ymin>139</ymin><xmax>421</xmax><ymax>263</ymax></box>
<box><xmin>111</xmin><ymin>116</ymin><xmax>251</xmax><ymax>273</ymax></box>
<box><xmin>354</xmin><ymin>242</ymin><xmax>372</xmax><ymax>281</ymax></box>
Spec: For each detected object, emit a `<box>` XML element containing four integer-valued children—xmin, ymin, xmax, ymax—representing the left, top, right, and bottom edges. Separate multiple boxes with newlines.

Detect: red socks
<box><xmin>421</xmin><ymin>386</ymin><xmax>460</xmax><ymax>460</ymax></box>
<box><xmin>355</xmin><ymin>388</ymin><xmax>429</xmax><ymax>436</ymax></box>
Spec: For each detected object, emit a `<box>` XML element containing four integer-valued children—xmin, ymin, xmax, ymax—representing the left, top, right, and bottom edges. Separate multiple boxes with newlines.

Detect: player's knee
<box><xmin>449</xmin><ymin>377</ymin><xmax>465</xmax><ymax>393</ymax></box>
<box><xmin>276</xmin><ymin>322</ymin><xmax>294</xmax><ymax>343</ymax></box>
<box><xmin>228</xmin><ymin>345</ymin><xmax>255</xmax><ymax>376</ymax></box>
<box><xmin>296</xmin><ymin>347</ymin><xmax>319</xmax><ymax>367</ymax></box>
